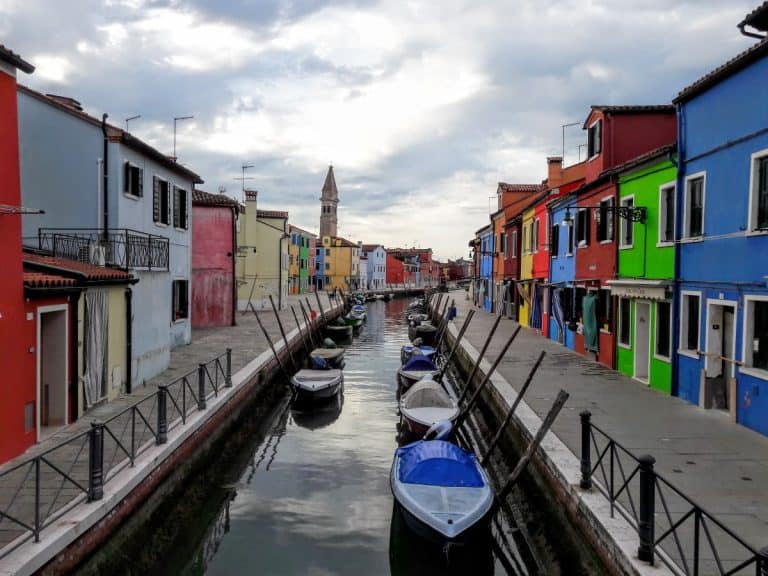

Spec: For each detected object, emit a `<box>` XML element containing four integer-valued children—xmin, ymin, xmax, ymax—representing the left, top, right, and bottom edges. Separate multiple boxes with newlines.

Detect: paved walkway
<box><xmin>0</xmin><ymin>292</ymin><xmax>343</xmax><ymax>553</ymax></box>
<box><xmin>449</xmin><ymin>292</ymin><xmax>768</xmax><ymax>571</ymax></box>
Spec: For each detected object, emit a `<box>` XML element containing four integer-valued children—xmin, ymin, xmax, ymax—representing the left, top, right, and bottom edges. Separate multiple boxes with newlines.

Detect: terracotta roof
<box><xmin>192</xmin><ymin>189</ymin><xmax>239</xmax><ymax>207</ymax></box>
<box><xmin>23</xmin><ymin>270</ymin><xmax>76</xmax><ymax>289</ymax></box>
<box><xmin>0</xmin><ymin>45</ymin><xmax>34</xmax><ymax>73</ymax></box>
<box><xmin>289</xmin><ymin>224</ymin><xmax>317</xmax><ymax>237</ymax></box>
<box><xmin>328</xmin><ymin>236</ymin><xmax>358</xmax><ymax>248</ymax></box>
<box><xmin>23</xmin><ymin>252</ymin><xmax>134</xmax><ymax>282</ymax></box>
<box><xmin>591</xmin><ymin>104</ymin><xmax>675</xmax><ymax>114</ymax></box>
<box><xmin>740</xmin><ymin>2</ymin><xmax>768</xmax><ymax>32</ymax></box>
<box><xmin>257</xmin><ymin>209</ymin><xmax>288</xmax><ymax>219</ymax></box>
<box><xmin>497</xmin><ymin>183</ymin><xmax>545</xmax><ymax>194</ymax></box>
<box><xmin>17</xmin><ymin>84</ymin><xmax>203</xmax><ymax>184</ymax></box>
<box><xmin>674</xmin><ymin>37</ymin><xmax>768</xmax><ymax>103</ymax></box>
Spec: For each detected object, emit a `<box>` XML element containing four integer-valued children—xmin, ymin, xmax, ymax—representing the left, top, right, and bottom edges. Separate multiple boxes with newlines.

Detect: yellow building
<box><xmin>236</xmin><ymin>191</ymin><xmax>289</xmax><ymax>310</ymax></box>
<box><xmin>519</xmin><ymin>204</ymin><xmax>537</xmax><ymax>326</ymax></box>
<box><xmin>318</xmin><ymin>235</ymin><xmax>362</xmax><ymax>292</ymax></box>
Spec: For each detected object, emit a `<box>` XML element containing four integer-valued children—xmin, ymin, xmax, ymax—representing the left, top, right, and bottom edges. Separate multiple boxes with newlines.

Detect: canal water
<box><xmin>81</xmin><ymin>298</ymin><xmax>557</xmax><ymax>575</ymax></box>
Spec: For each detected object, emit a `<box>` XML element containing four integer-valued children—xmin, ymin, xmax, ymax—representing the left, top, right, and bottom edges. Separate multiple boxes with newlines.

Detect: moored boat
<box><xmin>309</xmin><ymin>346</ymin><xmax>346</xmax><ymax>369</ymax></box>
<box><xmin>291</xmin><ymin>369</ymin><xmax>344</xmax><ymax>402</ymax></box>
<box><xmin>325</xmin><ymin>319</ymin><xmax>353</xmax><ymax>341</ymax></box>
<box><xmin>343</xmin><ymin>314</ymin><xmax>364</xmax><ymax>328</ymax></box>
<box><xmin>390</xmin><ymin>439</ymin><xmax>493</xmax><ymax>542</ymax></box>
<box><xmin>408</xmin><ymin>322</ymin><xmax>437</xmax><ymax>345</ymax></box>
<box><xmin>399</xmin><ymin>378</ymin><xmax>459</xmax><ymax>438</ymax></box>
<box><xmin>400</xmin><ymin>343</ymin><xmax>437</xmax><ymax>364</ymax></box>
<box><xmin>397</xmin><ymin>355</ymin><xmax>439</xmax><ymax>390</ymax></box>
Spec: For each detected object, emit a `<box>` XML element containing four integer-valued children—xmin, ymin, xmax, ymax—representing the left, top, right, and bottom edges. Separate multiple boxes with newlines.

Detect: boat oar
<box><xmin>481</xmin><ymin>350</ymin><xmax>545</xmax><ymax>466</ymax></box>
<box><xmin>454</xmin><ymin>326</ymin><xmax>521</xmax><ymax>430</ymax></box>
<box><xmin>461</xmin><ymin>314</ymin><xmax>503</xmax><ymax>399</ymax></box>
<box><xmin>252</xmin><ymin>308</ymin><xmax>292</xmax><ymax>384</ymax></box>
<box><xmin>494</xmin><ymin>389</ymin><xmax>569</xmax><ymax>507</ymax></box>
<box><xmin>291</xmin><ymin>305</ymin><xmax>312</xmax><ymax>355</ymax></box>
<box><xmin>269</xmin><ymin>295</ymin><xmax>297</xmax><ymax>372</ymax></box>
<box><xmin>436</xmin><ymin>309</ymin><xmax>474</xmax><ymax>381</ymax></box>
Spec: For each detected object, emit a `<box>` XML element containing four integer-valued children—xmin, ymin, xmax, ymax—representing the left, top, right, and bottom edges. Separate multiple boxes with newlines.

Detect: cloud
<box><xmin>0</xmin><ymin>0</ymin><xmax>759</xmax><ymax>260</ymax></box>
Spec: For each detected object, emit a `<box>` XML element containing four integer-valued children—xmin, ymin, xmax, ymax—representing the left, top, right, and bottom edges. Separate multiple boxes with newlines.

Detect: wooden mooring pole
<box><xmin>437</xmin><ymin>309</ymin><xmax>474</xmax><ymax>381</ymax></box>
<box><xmin>252</xmin><ymin>309</ymin><xmax>292</xmax><ymax>383</ymax></box>
<box><xmin>298</xmin><ymin>301</ymin><xmax>317</xmax><ymax>348</ymax></box>
<box><xmin>314</xmin><ymin>290</ymin><xmax>327</xmax><ymax>323</ymax></box>
<box><xmin>269</xmin><ymin>295</ymin><xmax>297</xmax><ymax>372</ymax></box>
<box><xmin>434</xmin><ymin>299</ymin><xmax>455</xmax><ymax>350</ymax></box>
<box><xmin>481</xmin><ymin>350</ymin><xmax>546</xmax><ymax>466</ymax></box>
<box><xmin>291</xmin><ymin>305</ymin><xmax>312</xmax><ymax>355</ymax></box>
<box><xmin>495</xmin><ymin>389</ymin><xmax>569</xmax><ymax>505</ymax></box>
<box><xmin>460</xmin><ymin>313</ymin><xmax>503</xmax><ymax>400</ymax></box>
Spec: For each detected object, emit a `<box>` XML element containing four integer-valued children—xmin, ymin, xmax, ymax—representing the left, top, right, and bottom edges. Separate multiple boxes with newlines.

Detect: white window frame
<box><xmin>741</xmin><ymin>294</ymin><xmax>768</xmax><ymax>380</ymax></box>
<box><xmin>617</xmin><ymin>297</ymin><xmax>631</xmax><ymax>349</ymax></box>
<box><xmin>566</xmin><ymin>221</ymin><xmax>574</xmax><ymax>256</ymax></box>
<box><xmin>511</xmin><ymin>229</ymin><xmax>518</xmax><ymax>258</ymax></box>
<box><xmin>678</xmin><ymin>290</ymin><xmax>702</xmax><ymax>359</ymax></box>
<box><xmin>657</xmin><ymin>182</ymin><xmax>676</xmax><ymax>247</ymax></box>
<box><xmin>683</xmin><ymin>171</ymin><xmax>706</xmax><ymax>241</ymax></box>
<box><xmin>598</xmin><ymin>194</ymin><xmax>615</xmax><ymax>244</ymax></box>
<box><xmin>654</xmin><ymin>300</ymin><xmax>673</xmax><ymax>361</ymax></box>
<box><xmin>747</xmin><ymin>148</ymin><xmax>768</xmax><ymax>234</ymax></box>
<box><xmin>576</xmin><ymin>208</ymin><xmax>588</xmax><ymax>247</ymax></box>
<box><xmin>619</xmin><ymin>195</ymin><xmax>635</xmax><ymax>249</ymax></box>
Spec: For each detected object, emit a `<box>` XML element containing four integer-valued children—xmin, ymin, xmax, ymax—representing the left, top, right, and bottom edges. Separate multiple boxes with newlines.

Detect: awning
<box><xmin>606</xmin><ymin>279</ymin><xmax>671</xmax><ymax>301</ymax></box>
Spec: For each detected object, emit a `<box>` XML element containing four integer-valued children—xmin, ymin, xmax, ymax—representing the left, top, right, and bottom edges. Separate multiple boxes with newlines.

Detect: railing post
<box><xmin>758</xmin><ymin>547</ymin><xmax>768</xmax><ymax>576</ymax></box>
<box><xmin>157</xmin><ymin>386</ymin><xmax>168</xmax><ymax>445</ymax></box>
<box><xmin>34</xmin><ymin>458</ymin><xmax>40</xmax><ymax>542</ymax></box>
<box><xmin>198</xmin><ymin>363</ymin><xmax>207</xmax><ymax>410</ymax></box>
<box><xmin>580</xmin><ymin>410</ymin><xmax>592</xmax><ymax>490</ymax></box>
<box><xmin>225</xmin><ymin>348</ymin><xmax>233</xmax><ymax>387</ymax></box>
<box><xmin>637</xmin><ymin>454</ymin><xmax>656</xmax><ymax>564</ymax></box>
<box><xmin>88</xmin><ymin>422</ymin><xmax>105</xmax><ymax>501</ymax></box>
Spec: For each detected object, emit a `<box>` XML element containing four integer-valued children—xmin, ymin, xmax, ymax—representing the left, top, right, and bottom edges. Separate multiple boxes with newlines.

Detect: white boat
<box><xmin>397</xmin><ymin>355</ymin><xmax>440</xmax><ymax>390</ymax></box>
<box><xmin>390</xmin><ymin>439</ymin><xmax>494</xmax><ymax>542</ymax></box>
<box><xmin>399</xmin><ymin>378</ymin><xmax>459</xmax><ymax>438</ymax></box>
<box><xmin>291</xmin><ymin>369</ymin><xmax>343</xmax><ymax>402</ymax></box>
<box><xmin>309</xmin><ymin>347</ymin><xmax>346</xmax><ymax>368</ymax></box>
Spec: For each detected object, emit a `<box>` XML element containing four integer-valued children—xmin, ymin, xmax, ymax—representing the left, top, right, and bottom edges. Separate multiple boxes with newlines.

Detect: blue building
<box><xmin>475</xmin><ymin>224</ymin><xmax>494</xmax><ymax>312</ymax></box>
<box><xmin>314</xmin><ymin>243</ymin><xmax>325</xmax><ymax>290</ymax></box>
<box><xmin>547</xmin><ymin>193</ymin><xmax>577</xmax><ymax>350</ymax></box>
<box><xmin>673</xmin><ymin>8</ymin><xmax>768</xmax><ymax>436</ymax></box>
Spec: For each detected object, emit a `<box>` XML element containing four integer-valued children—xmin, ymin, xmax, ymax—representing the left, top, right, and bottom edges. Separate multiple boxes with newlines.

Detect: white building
<box><xmin>362</xmin><ymin>244</ymin><xmax>387</xmax><ymax>290</ymax></box>
<box><xmin>18</xmin><ymin>86</ymin><xmax>202</xmax><ymax>390</ymax></box>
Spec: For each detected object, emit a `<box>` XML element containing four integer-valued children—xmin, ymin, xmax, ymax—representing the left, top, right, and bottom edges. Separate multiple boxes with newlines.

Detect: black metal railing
<box><xmin>28</xmin><ymin>228</ymin><xmax>170</xmax><ymax>271</ymax></box>
<box><xmin>580</xmin><ymin>411</ymin><xmax>768</xmax><ymax>575</ymax></box>
<box><xmin>0</xmin><ymin>349</ymin><xmax>232</xmax><ymax>557</ymax></box>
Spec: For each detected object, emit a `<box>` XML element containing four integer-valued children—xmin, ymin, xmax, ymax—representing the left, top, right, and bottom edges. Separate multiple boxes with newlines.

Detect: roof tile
<box><xmin>23</xmin><ymin>252</ymin><xmax>134</xmax><ymax>282</ymax></box>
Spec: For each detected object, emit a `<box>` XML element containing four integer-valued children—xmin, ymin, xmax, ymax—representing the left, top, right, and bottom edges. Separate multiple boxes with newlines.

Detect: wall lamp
<box><xmin>563</xmin><ymin>204</ymin><xmax>647</xmax><ymax>224</ymax></box>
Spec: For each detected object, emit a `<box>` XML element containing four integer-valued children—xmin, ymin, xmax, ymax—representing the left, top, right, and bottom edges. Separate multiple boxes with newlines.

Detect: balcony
<box><xmin>27</xmin><ymin>228</ymin><xmax>169</xmax><ymax>271</ymax></box>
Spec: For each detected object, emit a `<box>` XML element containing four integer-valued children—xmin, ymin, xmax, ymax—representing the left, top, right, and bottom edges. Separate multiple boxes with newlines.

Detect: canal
<box><xmin>76</xmin><ymin>297</ymin><xmax>585</xmax><ymax>575</ymax></box>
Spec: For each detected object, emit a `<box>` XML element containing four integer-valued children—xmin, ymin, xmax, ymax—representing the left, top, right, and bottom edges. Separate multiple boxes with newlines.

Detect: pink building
<box><xmin>191</xmin><ymin>190</ymin><xmax>239</xmax><ymax>328</ymax></box>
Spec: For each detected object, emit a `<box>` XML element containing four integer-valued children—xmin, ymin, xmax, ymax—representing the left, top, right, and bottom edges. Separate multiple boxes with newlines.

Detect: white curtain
<box><xmin>84</xmin><ymin>288</ymin><xmax>109</xmax><ymax>408</ymax></box>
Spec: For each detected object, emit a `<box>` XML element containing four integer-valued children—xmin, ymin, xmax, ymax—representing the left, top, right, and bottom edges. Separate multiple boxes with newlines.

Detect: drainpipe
<box><xmin>230</xmin><ymin>206</ymin><xmax>238</xmax><ymax>326</ymax></box>
<box><xmin>70</xmin><ymin>290</ymin><xmax>81</xmax><ymax>423</ymax></box>
<box><xmin>101</xmin><ymin>114</ymin><xmax>109</xmax><ymax>240</ymax></box>
<box><xmin>125</xmin><ymin>286</ymin><xmax>133</xmax><ymax>394</ymax></box>
<box><xmin>671</xmin><ymin>103</ymin><xmax>686</xmax><ymax>397</ymax></box>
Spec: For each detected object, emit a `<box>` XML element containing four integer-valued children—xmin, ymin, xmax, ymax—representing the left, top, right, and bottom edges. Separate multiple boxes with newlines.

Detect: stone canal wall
<box><xmin>0</xmin><ymin>303</ymin><xmax>344</xmax><ymax>576</ymax></box>
<box><xmin>442</xmin><ymin>319</ymin><xmax>673</xmax><ymax>576</ymax></box>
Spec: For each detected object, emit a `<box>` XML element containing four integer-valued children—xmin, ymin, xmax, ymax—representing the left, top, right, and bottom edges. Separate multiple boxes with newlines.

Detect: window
<box><xmin>325</xmin><ymin>263</ymin><xmax>330</xmax><ymax>270</ymax></box>
<box><xmin>511</xmin><ymin>230</ymin><xmax>518</xmax><ymax>258</ymax></box>
<box><xmin>597</xmin><ymin>288</ymin><xmax>612</xmax><ymax>331</ymax></box>
<box><xmin>655</xmin><ymin>301</ymin><xmax>671</xmax><ymax>359</ymax></box>
<box><xmin>597</xmin><ymin>197</ymin><xmax>614</xmax><ymax>242</ymax></box>
<box><xmin>567</xmin><ymin>222</ymin><xmax>574</xmax><ymax>255</ymax></box>
<box><xmin>680</xmin><ymin>293</ymin><xmax>701</xmax><ymax>354</ymax></box>
<box><xmin>576</xmin><ymin>208</ymin><xmax>590</xmax><ymax>247</ymax></box>
<box><xmin>173</xmin><ymin>187</ymin><xmax>188</xmax><ymax>229</ymax></box>
<box><xmin>550</xmin><ymin>223</ymin><xmax>560</xmax><ymax>256</ymax></box>
<box><xmin>532</xmin><ymin>219</ymin><xmax>540</xmax><ymax>252</ymax></box>
<box><xmin>315</xmin><ymin>262</ymin><xmax>320</xmax><ymax>271</ymax></box>
<box><xmin>744</xmin><ymin>298</ymin><xmax>768</xmax><ymax>374</ymax></box>
<box><xmin>619</xmin><ymin>197</ymin><xmax>634</xmax><ymax>248</ymax></box>
<box><xmin>124</xmin><ymin>162</ymin><xmax>143</xmax><ymax>197</ymax></box>
<box><xmin>749</xmin><ymin>151</ymin><xmax>768</xmax><ymax>231</ymax></box>
<box><xmin>500</xmin><ymin>233</ymin><xmax>506</xmax><ymax>257</ymax></box>
<box><xmin>153</xmin><ymin>177</ymin><xmax>170</xmax><ymax>225</ymax></box>
<box><xmin>684</xmin><ymin>175</ymin><xmax>705</xmax><ymax>238</ymax></box>
<box><xmin>172</xmin><ymin>280</ymin><xmax>189</xmax><ymax>321</ymax></box>
<box><xmin>618</xmin><ymin>298</ymin><xmax>631</xmax><ymax>346</ymax></box>
<box><xmin>544</xmin><ymin>214</ymin><xmax>550</xmax><ymax>251</ymax></box>
<box><xmin>659</xmin><ymin>184</ymin><xmax>675</xmax><ymax>244</ymax></box>
<box><xmin>587</xmin><ymin>119</ymin><xmax>602</xmax><ymax>159</ymax></box>
<box><xmin>325</xmin><ymin>248</ymin><xmax>331</xmax><ymax>256</ymax></box>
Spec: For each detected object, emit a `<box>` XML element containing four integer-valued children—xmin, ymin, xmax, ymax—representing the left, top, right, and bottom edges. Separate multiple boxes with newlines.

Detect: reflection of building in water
<box><xmin>196</xmin><ymin>491</ymin><xmax>235</xmax><ymax>572</ymax></box>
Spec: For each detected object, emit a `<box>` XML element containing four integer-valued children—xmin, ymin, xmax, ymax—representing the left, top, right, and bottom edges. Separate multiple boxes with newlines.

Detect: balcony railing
<box><xmin>29</xmin><ymin>228</ymin><xmax>169</xmax><ymax>271</ymax></box>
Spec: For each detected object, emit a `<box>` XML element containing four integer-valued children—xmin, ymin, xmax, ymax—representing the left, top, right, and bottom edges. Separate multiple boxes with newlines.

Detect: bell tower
<box><xmin>319</xmin><ymin>165</ymin><xmax>338</xmax><ymax>238</ymax></box>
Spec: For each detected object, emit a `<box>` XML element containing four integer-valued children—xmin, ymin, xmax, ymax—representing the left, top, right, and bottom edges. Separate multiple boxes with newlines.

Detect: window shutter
<box><xmin>183</xmin><ymin>190</ymin><xmax>189</xmax><ymax>229</ymax></box>
<box><xmin>124</xmin><ymin>162</ymin><xmax>130</xmax><ymax>193</ymax></box>
<box><xmin>173</xmin><ymin>186</ymin><xmax>180</xmax><ymax>228</ymax></box>
<box><xmin>153</xmin><ymin>176</ymin><xmax>160</xmax><ymax>222</ymax></box>
<box><xmin>138</xmin><ymin>167</ymin><xmax>144</xmax><ymax>197</ymax></box>
<box><xmin>595</xmin><ymin>120</ymin><xmax>602</xmax><ymax>155</ymax></box>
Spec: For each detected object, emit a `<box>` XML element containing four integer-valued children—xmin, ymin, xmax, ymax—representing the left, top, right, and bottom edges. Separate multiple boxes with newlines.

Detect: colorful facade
<box><xmin>673</xmin><ymin>19</ymin><xmax>768</xmax><ymax>434</ymax></box>
<box><xmin>289</xmin><ymin>225</ymin><xmax>314</xmax><ymax>294</ymax></box>
<box><xmin>318</xmin><ymin>235</ymin><xmax>361</xmax><ymax>292</ymax></box>
<box><xmin>362</xmin><ymin>244</ymin><xmax>387</xmax><ymax>290</ymax></box>
<box><xmin>192</xmin><ymin>189</ymin><xmax>238</xmax><ymax>327</ymax></box>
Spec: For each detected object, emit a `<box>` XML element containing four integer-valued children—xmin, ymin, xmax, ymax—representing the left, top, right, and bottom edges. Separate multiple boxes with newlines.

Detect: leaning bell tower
<box><xmin>319</xmin><ymin>165</ymin><xmax>338</xmax><ymax>238</ymax></box>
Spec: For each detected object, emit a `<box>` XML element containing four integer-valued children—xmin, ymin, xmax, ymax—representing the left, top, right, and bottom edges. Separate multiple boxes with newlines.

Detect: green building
<box><xmin>607</xmin><ymin>145</ymin><xmax>676</xmax><ymax>394</ymax></box>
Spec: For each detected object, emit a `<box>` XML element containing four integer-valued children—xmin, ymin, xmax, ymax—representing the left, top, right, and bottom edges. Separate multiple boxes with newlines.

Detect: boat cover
<box><xmin>311</xmin><ymin>356</ymin><xmax>331</xmax><ymax>370</ymax></box>
<box><xmin>402</xmin><ymin>356</ymin><xmax>438</xmax><ymax>372</ymax></box>
<box><xmin>352</xmin><ymin>305</ymin><xmax>366</xmax><ymax>314</ymax></box>
<box><xmin>396</xmin><ymin>441</ymin><xmax>483</xmax><ymax>487</ymax></box>
<box><xmin>401</xmin><ymin>344</ymin><xmax>436</xmax><ymax>357</ymax></box>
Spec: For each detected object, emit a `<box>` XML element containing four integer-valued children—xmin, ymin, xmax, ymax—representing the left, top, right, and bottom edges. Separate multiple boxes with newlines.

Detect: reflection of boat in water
<box><xmin>388</xmin><ymin>503</ymin><xmax>494</xmax><ymax>576</ymax></box>
<box><xmin>291</xmin><ymin>392</ymin><xmax>344</xmax><ymax>430</ymax></box>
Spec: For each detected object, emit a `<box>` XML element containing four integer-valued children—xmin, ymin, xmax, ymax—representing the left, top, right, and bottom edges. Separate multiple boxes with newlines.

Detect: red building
<box><xmin>192</xmin><ymin>189</ymin><xmax>239</xmax><ymax>328</ymax></box>
<box><xmin>386</xmin><ymin>253</ymin><xmax>405</xmax><ymax>285</ymax></box>
<box><xmin>0</xmin><ymin>46</ymin><xmax>35</xmax><ymax>462</ymax></box>
<box><xmin>572</xmin><ymin>105</ymin><xmax>676</xmax><ymax>368</ymax></box>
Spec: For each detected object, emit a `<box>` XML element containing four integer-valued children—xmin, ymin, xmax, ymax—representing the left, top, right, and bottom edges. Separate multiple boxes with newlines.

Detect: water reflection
<box><xmin>291</xmin><ymin>393</ymin><xmax>344</xmax><ymax>431</ymax></box>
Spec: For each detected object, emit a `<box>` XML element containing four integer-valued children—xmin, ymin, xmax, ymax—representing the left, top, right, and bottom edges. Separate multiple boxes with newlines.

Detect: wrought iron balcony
<box><xmin>29</xmin><ymin>228</ymin><xmax>170</xmax><ymax>271</ymax></box>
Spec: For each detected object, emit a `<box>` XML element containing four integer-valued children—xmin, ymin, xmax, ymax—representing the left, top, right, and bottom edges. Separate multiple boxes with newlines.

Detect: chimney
<box><xmin>547</xmin><ymin>156</ymin><xmax>563</xmax><ymax>188</ymax></box>
<box><xmin>244</xmin><ymin>189</ymin><xmax>258</xmax><ymax>202</ymax></box>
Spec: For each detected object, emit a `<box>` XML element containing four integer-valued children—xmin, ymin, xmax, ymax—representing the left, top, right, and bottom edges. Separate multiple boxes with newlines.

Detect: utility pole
<box><xmin>173</xmin><ymin>115</ymin><xmax>194</xmax><ymax>161</ymax></box>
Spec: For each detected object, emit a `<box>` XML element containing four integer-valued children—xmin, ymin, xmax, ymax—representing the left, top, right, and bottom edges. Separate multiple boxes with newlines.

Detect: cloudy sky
<box><xmin>0</xmin><ymin>0</ymin><xmax>758</xmax><ymax>259</ymax></box>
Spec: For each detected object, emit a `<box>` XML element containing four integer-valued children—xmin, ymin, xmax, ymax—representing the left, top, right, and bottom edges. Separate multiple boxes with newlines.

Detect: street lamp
<box><xmin>563</xmin><ymin>204</ymin><xmax>647</xmax><ymax>224</ymax></box>
<box><xmin>173</xmin><ymin>115</ymin><xmax>194</xmax><ymax>161</ymax></box>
